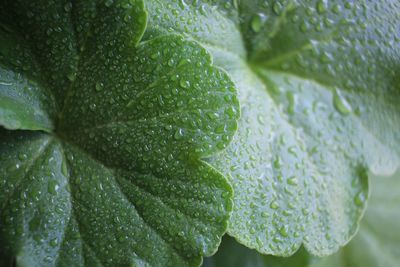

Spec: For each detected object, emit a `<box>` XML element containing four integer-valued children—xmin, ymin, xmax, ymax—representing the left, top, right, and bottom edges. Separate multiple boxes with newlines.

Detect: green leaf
<box><xmin>0</xmin><ymin>0</ymin><xmax>239</xmax><ymax>266</ymax></box>
<box><xmin>144</xmin><ymin>0</ymin><xmax>400</xmax><ymax>256</ymax></box>
<box><xmin>0</xmin><ymin>25</ymin><xmax>56</xmax><ymax>131</ymax></box>
<box><xmin>203</xmin><ymin>236</ymin><xmax>269</xmax><ymax>267</ymax></box>
<box><xmin>309</xmin><ymin>170</ymin><xmax>400</xmax><ymax>267</ymax></box>
<box><xmin>204</xmin><ymin>170</ymin><xmax>400</xmax><ymax>267</ymax></box>
<box><xmin>202</xmin><ymin>236</ymin><xmax>313</xmax><ymax>267</ymax></box>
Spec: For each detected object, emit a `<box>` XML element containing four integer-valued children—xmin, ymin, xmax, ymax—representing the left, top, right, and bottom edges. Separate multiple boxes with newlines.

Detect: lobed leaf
<box><xmin>203</xmin><ymin>170</ymin><xmax>400</xmax><ymax>267</ymax></box>
<box><xmin>0</xmin><ymin>0</ymin><xmax>239</xmax><ymax>266</ymax></box>
<box><xmin>145</xmin><ymin>0</ymin><xmax>400</xmax><ymax>256</ymax></box>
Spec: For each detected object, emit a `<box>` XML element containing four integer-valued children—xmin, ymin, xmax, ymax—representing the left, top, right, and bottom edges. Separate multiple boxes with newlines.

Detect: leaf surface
<box><xmin>0</xmin><ymin>25</ymin><xmax>55</xmax><ymax>131</ymax></box>
<box><xmin>145</xmin><ymin>0</ymin><xmax>400</xmax><ymax>256</ymax></box>
<box><xmin>203</xmin><ymin>170</ymin><xmax>400</xmax><ymax>267</ymax></box>
<box><xmin>310</xmin><ymin>170</ymin><xmax>400</xmax><ymax>267</ymax></box>
<box><xmin>0</xmin><ymin>1</ymin><xmax>239</xmax><ymax>266</ymax></box>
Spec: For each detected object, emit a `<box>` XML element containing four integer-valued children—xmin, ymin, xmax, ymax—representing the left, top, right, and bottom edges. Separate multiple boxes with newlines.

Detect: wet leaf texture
<box><xmin>144</xmin><ymin>0</ymin><xmax>400</xmax><ymax>256</ymax></box>
<box><xmin>0</xmin><ymin>0</ymin><xmax>239</xmax><ymax>266</ymax></box>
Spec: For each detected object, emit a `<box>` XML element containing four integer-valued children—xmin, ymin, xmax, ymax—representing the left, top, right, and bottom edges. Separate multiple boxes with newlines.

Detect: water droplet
<box><xmin>273</xmin><ymin>157</ymin><xmax>282</xmax><ymax>169</ymax></box>
<box><xmin>316</xmin><ymin>0</ymin><xmax>328</xmax><ymax>14</ymax></box>
<box><xmin>225</xmin><ymin>106</ymin><xmax>237</xmax><ymax>118</ymax></box>
<box><xmin>64</xmin><ymin>2</ymin><xmax>72</xmax><ymax>12</ymax></box>
<box><xmin>272</xmin><ymin>2</ymin><xmax>283</xmax><ymax>15</ymax></box>
<box><xmin>287</xmin><ymin>177</ymin><xmax>298</xmax><ymax>185</ymax></box>
<box><xmin>279</xmin><ymin>225</ymin><xmax>289</xmax><ymax>237</ymax></box>
<box><xmin>325</xmin><ymin>233</ymin><xmax>332</xmax><ymax>240</ymax></box>
<box><xmin>300</xmin><ymin>22</ymin><xmax>309</xmax><ymax>32</ymax></box>
<box><xmin>344</xmin><ymin>2</ymin><xmax>352</xmax><ymax>9</ymax></box>
<box><xmin>48</xmin><ymin>180</ymin><xmax>59</xmax><ymax>195</ymax></box>
<box><xmin>257</xmin><ymin>114</ymin><xmax>265</xmax><ymax>125</ymax></box>
<box><xmin>333</xmin><ymin>89</ymin><xmax>352</xmax><ymax>115</ymax></box>
<box><xmin>302</xmin><ymin>208</ymin><xmax>310</xmax><ymax>215</ymax></box>
<box><xmin>270</xmin><ymin>201</ymin><xmax>279</xmax><ymax>209</ymax></box>
<box><xmin>105</xmin><ymin>0</ymin><xmax>113</xmax><ymax>7</ymax></box>
<box><xmin>354</xmin><ymin>191</ymin><xmax>365</xmax><ymax>206</ymax></box>
<box><xmin>117</xmin><ymin>234</ymin><xmax>126</xmax><ymax>243</ymax></box>
<box><xmin>67</xmin><ymin>73</ymin><xmax>76</xmax><ymax>82</ymax></box>
<box><xmin>29</xmin><ymin>216</ymin><xmax>40</xmax><ymax>231</ymax></box>
<box><xmin>18</xmin><ymin>153</ymin><xmax>27</xmax><ymax>160</ymax></box>
<box><xmin>286</xmin><ymin>91</ymin><xmax>295</xmax><ymax>115</ymax></box>
<box><xmin>179</xmin><ymin>79</ymin><xmax>190</xmax><ymax>89</ymax></box>
<box><xmin>251</xmin><ymin>14</ymin><xmax>263</xmax><ymax>33</ymax></box>
<box><xmin>95</xmin><ymin>82</ymin><xmax>104</xmax><ymax>92</ymax></box>
<box><xmin>61</xmin><ymin>160</ymin><xmax>68</xmax><ymax>176</ymax></box>
<box><xmin>50</xmin><ymin>238</ymin><xmax>58</xmax><ymax>247</ymax></box>
<box><xmin>332</xmin><ymin>4</ymin><xmax>341</xmax><ymax>14</ymax></box>
<box><xmin>168</xmin><ymin>58</ymin><xmax>175</xmax><ymax>67</ymax></box>
<box><xmin>206</xmin><ymin>112</ymin><xmax>219</xmax><ymax>120</ymax></box>
<box><xmin>174</xmin><ymin>128</ymin><xmax>185</xmax><ymax>140</ymax></box>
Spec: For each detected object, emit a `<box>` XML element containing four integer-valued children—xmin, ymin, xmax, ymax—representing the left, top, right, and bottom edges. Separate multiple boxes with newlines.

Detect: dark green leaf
<box><xmin>202</xmin><ymin>236</ymin><xmax>314</xmax><ymax>267</ymax></box>
<box><xmin>0</xmin><ymin>0</ymin><xmax>239</xmax><ymax>266</ymax></box>
<box><xmin>203</xmin><ymin>236</ymin><xmax>269</xmax><ymax>267</ymax></box>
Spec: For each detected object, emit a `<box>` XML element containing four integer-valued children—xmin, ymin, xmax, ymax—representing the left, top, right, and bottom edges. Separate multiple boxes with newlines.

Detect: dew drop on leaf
<box><xmin>279</xmin><ymin>225</ymin><xmax>289</xmax><ymax>237</ymax></box>
<box><xmin>354</xmin><ymin>191</ymin><xmax>366</xmax><ymax>206</ymax></box>
<box><xmin>316</xmin><ymin>0</ymin><xmax>328</xmax><ymax>14</ymax></box>
<box><xmin>287</xmin><ymin>177</ymin><xmax>298</xmax><ymax>186</ymax></box>
<box><xmin>251</xmin><ymin>14</ymin><xmax>262</xmax><ymax>33</ymax></box>
<box><xmin>104</xmin><ymin>0</ymin><xmax>113</xmax><ymax>7</ymax></box>
<box><xmin>179</xmin><ymin>79</ymin><xmax>190</xmax><ymax>89</ymax></box>
<box><xmin>47</xmin><ymin>180</ymin><xmax>59</xmax><ymax>195</ymax></box>
<box><xmin>270</xmin><ymin>201</ymin><xmax>279</xmax><ymax>210</ymax></box>
<box><xmin>174</xmin><ymin>128</ymin><xmax>185</xmax><ymax>140</ymax></box>
<box><xmin>61</xmin><ymin>160</ymin><xmax>68</xmax><ymax>176</ymax></box>
<box><xmin>67</xmin><ymin>72</ymin><xmax>76</xmax><ymax>82</ymax></box>
<box><xmin>95</xmin><ymin>82</ymin><xmax>104</xmax><ymax>92</ymax></box>
<box><xmin>333</xmin><ymin>89</ymin><xmax>352</xmax><ymax>115</ymax></box>
<box><xmin>50</xmin><ymin>238</ymin><xmax>58</xmax><ymax>247</ymax></box>
<box><xmin>18</xmin><ymin>153</ymin><xmax>27</xmax><ymax>160</ymax></box>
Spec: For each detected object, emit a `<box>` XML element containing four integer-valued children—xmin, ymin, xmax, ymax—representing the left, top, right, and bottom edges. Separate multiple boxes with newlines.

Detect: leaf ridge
<box><xmin>115</xmin><ymin>177</ymin><xmax>187</xmax><ymax>263</ymax></box>
<box><xmin>119</xmin><ymin>172</ymin><xmax>214</xmax><ymax>229</ymax></box>
<box><xmin>0</xmin><ymin>136</ymin><xmax>53</xmax><ymax>211</ymax></box>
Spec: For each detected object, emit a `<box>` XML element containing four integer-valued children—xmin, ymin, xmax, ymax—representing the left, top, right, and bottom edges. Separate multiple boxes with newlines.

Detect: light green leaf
<box><xmin>310</xmin><ymin>170</ymin><xmax>400</xmax><ymax>267</ymax></box>
<box><xmin>145</xmin><ymin>0</ymin><xmax>400</xmax><ymax>256</ymax></box>
<box><xmin>204</xmin><ymin>170</ymin><xmax>400</xmax><ymax>267</ymax></box>
<box><xmin>0</xmin><ymin>0</ymin><xmax>239</xmax><ymax>266</ymax></box>
<box><xmin>0</xmin><ymin>25</ymin><xmax>55</xmax><ymax>131</ymax></box>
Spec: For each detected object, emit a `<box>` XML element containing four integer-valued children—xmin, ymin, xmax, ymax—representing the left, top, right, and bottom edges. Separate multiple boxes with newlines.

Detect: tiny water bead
<box><xmin>354</xmin><ymin>191</ymin><xmax>366</xmax><ymax>206</ymax></box>
<box><xmin>95</xmin><ymin>82</ymin><xmax>104</xmax><ymax>92</ymax></box>
<box><xmin>67</xmin><ymin>72</ymin><xmax>76</xmax><ymax>82</ymax></box>
<box><xmin>179</xmin><ymin>79</ymin><xmax>190</xmax><ymax>89</ymax></box>
<box><xmin>270</xmin><ymin>201</ymin><xmax>279</xmax><ymax>210</ymax></box>
<box><xmin>272</xmin><ymin>1</ymin><xmax>283</xmax><ymax>15</ymax></box>
<box><xmin>47</xmin><ymin>180</ymin><xmax>59</xmax><ymax>195</ymax></box>
<box><xmin>174</xmin><ymin>128</ymin><xmax>185</xmax><ymax>140</ymax></box>
<box><xmin>316</xmin><ymin>0</ymin><xmax>328</xmax><ymax>14</ymax></box>
<box><xmin>333</xmin><ymin>89</ymin><xmax>352</xmax><ymax>115</ymax></box>
<box><xmin>287</xmin><ymin>176</ymin><xmax>298</xmax><ymax>186</ymax></box>
<box><xmin>279</xmin><ymin>225</ymin><xmax>289</xmax><ymax>237</ymax></box>
<box><xmin>251</xmin><ymin>14</ymin><xmax>263</xmax><ymax>33</ymax></box>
